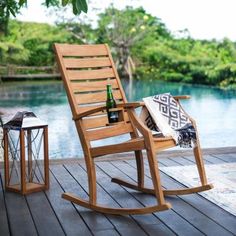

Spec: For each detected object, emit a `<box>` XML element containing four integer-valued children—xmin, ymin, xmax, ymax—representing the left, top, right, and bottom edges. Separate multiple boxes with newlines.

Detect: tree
<box><xmin>0</xmin><ymin>0</ymin><xmax>19</xmax><ymax>36</ymax></box>
<box><xmin>96</xmin><ymin>6</ymin><xmax>170</xmax><ymax>79</ymax></box>
<box><xmin>0</xmin><ymin>20</ymin><xmax>75</xmax><ymax>65</ymax></box>
<box><xmin>1</xmin><ymin>4</ymin><xmax>236</xmax><ymax>88</ymax></box>
<box><xmin>0</xmin><ymin>0</ymin><xmax>88</xmax><ymax>36</ymax></box>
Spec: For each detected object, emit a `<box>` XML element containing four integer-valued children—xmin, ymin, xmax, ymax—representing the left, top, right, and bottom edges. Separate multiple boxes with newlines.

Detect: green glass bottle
<box><xmin>106</xmin><ymin>84</ymin><xmax>119</xmax><ymax>123</ymax></box>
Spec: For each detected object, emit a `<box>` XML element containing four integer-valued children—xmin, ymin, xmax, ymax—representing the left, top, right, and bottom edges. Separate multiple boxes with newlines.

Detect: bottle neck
<box><xmin>107</xmin><ymin>85</ymin><xmax>114</xmax><ymax>100</ymax></box>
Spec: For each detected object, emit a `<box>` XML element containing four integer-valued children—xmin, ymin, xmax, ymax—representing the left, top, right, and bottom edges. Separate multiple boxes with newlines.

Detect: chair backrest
<box><xmin>54</xmin><ymin>43</ymin><xmax>133</xmax><ymax>141</ymax></box>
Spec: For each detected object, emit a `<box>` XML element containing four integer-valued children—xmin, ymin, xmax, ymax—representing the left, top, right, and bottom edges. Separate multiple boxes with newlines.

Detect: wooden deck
<box><xmin>0</xmin><ymin>149</ymin><xmax>236</xmax><ymax>236</ymax></box>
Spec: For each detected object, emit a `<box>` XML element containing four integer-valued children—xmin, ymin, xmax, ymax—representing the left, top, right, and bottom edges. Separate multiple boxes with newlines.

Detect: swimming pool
<box><xmin>0</xmin><ymin>80</ymin><xmax>236</xmax><ymax>158</ymax></box>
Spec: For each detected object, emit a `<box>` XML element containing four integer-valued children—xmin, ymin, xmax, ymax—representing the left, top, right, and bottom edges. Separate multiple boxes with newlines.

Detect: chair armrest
<box><xmin>127</xmin><ymin>109</ymin><xmax>152</xmax><ymax>137</ymax></box>
<box><xmin>189</xmin><ymin>117</ymin><xmax>197</xmax><ymax>127</ymax></box>
<box><xmin>173</xmin><ymin>95</ymin><xmax>191</xmax><ymax>100</ymax></box>
<box><xmin>73</xmin><ymin>106</ymin><xmax>107</xmax><ymax>120</ymax></box>
<box><xmin>116</xmin><ymin>102</ymin><xmax>150</xmax><ymax>135</ymax></box>
<box><xmin>75</xmin><ymin>97</ymin><xmax>187</xmax><ymax>119</ymax></box>
<box><xmin>73</xmin><ymin>102</ymin><xmax>144</xmax><ymax>121</ymax></box>
<box><xmin>117</xmin><ymin>102</ymin><xmax>145</xmax><ymax>109</ymax></box>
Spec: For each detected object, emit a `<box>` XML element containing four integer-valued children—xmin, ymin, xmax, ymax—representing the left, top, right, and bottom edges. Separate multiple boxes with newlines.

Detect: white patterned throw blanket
<box><xmin>140</xmin><ymin>93</ymin><xmax>196</xmax><ymax>148</ymax></box>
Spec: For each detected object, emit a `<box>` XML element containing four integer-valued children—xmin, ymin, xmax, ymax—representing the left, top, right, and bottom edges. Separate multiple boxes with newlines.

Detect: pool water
<box><xmin>0</xmin><ymin>80</ymin><xmax>236</xmax><ymax>158</ymax></box>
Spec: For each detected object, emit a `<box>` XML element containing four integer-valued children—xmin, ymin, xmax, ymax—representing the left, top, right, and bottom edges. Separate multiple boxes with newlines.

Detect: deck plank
<box><xmin>108</xmin><ymin>160</ymin><xmax>204</xmax><ymax>236</ymax></box>
<box><xmin>4</xmin><ymin>192</ymin><xmax>38</xmax><ymax>236</ymax></box>
<box><xmin>210</xmin><ymin>153</ymin><xmax>236</xmax><ymax>163</ymax></box>
<box><xmin>204</xmin><ymin>154</ymin><xmax>227</xmax><ymax>164</ymax></box>
<box><xmin>164</xmin><ymin>156</ymin><xmax>236</xmax><ymax>235</ymax></box>
<box><xmin>45</xmin><ymin>170</ymin><xmax>93</xmax><ymax>236</ymax></box>
<box><xmin>0</xmin><ymin>174</ymin><xmax>10</xmax><ymax>236</ymax></box>
<box><xmin>140</xmin><ymin>158</ymin><xmax>236</xmax><ymax>235</ymax></box>
<box><xmin>94</xmin><ymin>163</ymin><xmax>174</xmax><ymax>235</ymax></box>
<box><xmin>123</xmin><ymin>158</ymin><xmax>236</xmax><ymax>235</ymax></box>
<box><xmin>162</xmin><ymin>183</ymin><xmax>236</xmax><ymax>235</ymax></box>
<box><xmin>0</xmin><ymin>169</ymin><xmax>38</xmax><ymax>236</ymax></box>
<box><xmin>92</xmin><ymin>229</ymin><xmax>120</xmax><ymax>236</ymax></box>
<box><xmin>26</xmin><ymin>191</ymin><xmax>65</xmax><ymax>236</ymax></box>
<box><xmin>50</xmin><ymin>164</ymin><xmax>115</xmax><ymax>233</ymax></box>
<box><xmin>1</xmin><ymin>149</ymin><xmax>236</xmax><ymax>236</ymax></box>
<box><xmin>164</xmin><ymin>156</ymin><xmax>194</xmax><ymax>166</ymax></box>
<box><xmin>184</xmin><ymin>154</ymin><xmax>226</xmax><ymax>164</ymax></box>
<box><xmin>66</xmin><ymin>163</ymin><xmax>150</xmax><ymax>235</ymax></box>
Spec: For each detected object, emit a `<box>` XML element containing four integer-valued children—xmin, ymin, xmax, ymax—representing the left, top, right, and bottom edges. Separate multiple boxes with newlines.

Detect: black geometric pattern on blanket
<box><xmin>176</xmin><ymin>123</ymin><xmax>196</xmax><ymax>148</ymax></box>
<box><xmin>145</xmin><ymin>111</ymin><xmax>160</xmax><ymax>132</ymax></box>
<box><xmin>153</xmin><ymin>93</ymin><xmax>189</xmax><ymax>129</ymax></box>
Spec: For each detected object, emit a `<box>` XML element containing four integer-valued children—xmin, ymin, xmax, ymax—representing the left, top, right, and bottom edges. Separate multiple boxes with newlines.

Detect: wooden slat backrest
<box><xmin>54</xmin><ymin>43</ymin><xmax>132</xmax><ymax>141</ymax></box>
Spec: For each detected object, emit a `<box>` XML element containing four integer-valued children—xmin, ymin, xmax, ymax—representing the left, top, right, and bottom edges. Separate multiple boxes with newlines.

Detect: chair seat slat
<box><xmin>83</xmin><ymin>112</ymin><xmax>130</xmax><ymax>129</ymax></box>
<box><xmin>54</xmin><ymin>43</ymin><xmax>212</xmax><ymax>216</ymax></box>
<box><xmin>90</xmin><ymin>138</ymin><xmax>145</xmax><ymax>157</ymax></box>
<box><xmin>87</xmin><ymin>123</ymin><xmax>133</xmax><ymax>141</ymax></box>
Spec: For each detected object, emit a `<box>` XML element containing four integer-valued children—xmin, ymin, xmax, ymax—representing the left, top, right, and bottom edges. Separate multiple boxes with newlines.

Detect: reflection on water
<box><xmin>0</xmin><ymin>81</ymin><xmax>66</xmax><ymax>107</ymax></box>
<box><xmin>0</xmin><ymin>80</ymin><xmax>236</xmax><ymax>159</ymax></box>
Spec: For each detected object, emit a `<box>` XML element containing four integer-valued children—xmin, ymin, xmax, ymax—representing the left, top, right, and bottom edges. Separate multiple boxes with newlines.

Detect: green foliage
<box><xmin>0</xmin><ymin>0</ymin><xmax>87</xmax><ymax>36</ymax></box>
<box><xmin>0</xmin><ymin>20</ymin><xmax>75</xmax><ymax>65</ymax></box>
<box><xmin>1</xmin><ymin>0</ymin><xmax>87</xmax><ymax>17</ymax></box>
<box><xmin>96</xmin><ymin>6</ymin><xmax>170</xmax><ymax>77</ymax></box>
<box><xmin>137</xmin><ymin>37</ymin><xmax>236</xmax><ymax>87</ymax></box>
<box><xmin>0</xmin><ymin>6</ymin><xmax>236</xmax><ymax>89</ymax></box>
<box><xmin>0</xmin><ymin>0</ymin><xmax>19</xmax><ymax>35</ymax></box>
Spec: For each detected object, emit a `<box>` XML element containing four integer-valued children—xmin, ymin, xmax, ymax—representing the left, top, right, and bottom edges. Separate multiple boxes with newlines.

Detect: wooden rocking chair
<box><xmin>54</xmin><ymin>43</ymin><xmax>213</xmax><ymax>215</ymax></box>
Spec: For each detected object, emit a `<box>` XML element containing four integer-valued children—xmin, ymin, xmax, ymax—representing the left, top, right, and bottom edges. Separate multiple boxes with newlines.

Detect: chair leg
<box><xmin>135</xmin><ymin>150</ymin><xmax>144</xmax><ymax>188</ymax></box>
<box><xmin>146</xmin><ymin>145</ymin><xmax>166</xmax><ymax>205</ymax></box>
<box><xmin>84</xmin><ymin>154</ymin><xmax>97</xmax><ymax>204</ymax></box>
<box><xmin>190</xmin><ymin>118</ymin><xmax>208</xmax><ymax>185</ymax></box>
<box><xmin>193</xmin><ymin>141</ymin><xmax>207</xmax><ymax>185</ymax></box>
<box><xmin>129</xmin><ymin>131</ymin><xmax>145</xmax><ymax>188</ymax></box>
<box><xmin>62</xmin><ymin>150</ymin><xmax>171</xmax><ymax>215</ymax></box>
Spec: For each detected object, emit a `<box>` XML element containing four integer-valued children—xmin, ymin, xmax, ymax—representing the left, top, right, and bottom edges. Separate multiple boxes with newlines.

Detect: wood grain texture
<box><xmin>54</xmin><ymin>43</ymin><xmax>213</xmax><ymax>215</ymax></box>
<box><xmin>99</xmin><ymin>160</ymin><xmax>205</xmax><ymax>236</ymax></box>
<box><xmin>71</xmin><ymin>79</ymin><xmax>119</xmax><ymax>92</ymax></box>
<box><xmin>4</xmin><ymin>191</ymin><xmax>38</xmax><ymax>235</ymax></box>
<box><xmin>67</xmin><ymin>68</ymin><xmax>115</xmax><ymax>81</ymax></box>
<box><xmin>0</xmin><ymin>174</ymin><xmax>10</xmax><ymax>236</ymax></box>
<box><xmin>45</xmin><ymin>169</ymin><xmax>93</xmax><ymax>236</ymax></box>
<box><xmin>66</xmin><ymin>163</ymin><xmax>153</xmax><ymax>234</ymax></box>
<box><xmin>74</xmin><ymin>89</ymin><xmax>123</xmax><ymax>105</ymax></box>
<box><xmin>50</xmin><ymin>164</ymin><xmax>114</xmax><ymax>232</ymax></box>
<box><xmin>63</xmin><ymin>57</ymin><xmax>111</xmax><ymax>68</ymax></box>
<box><xmin>2</xmin><ymin>154</ymin><xmax>235</xmax><ymax>235</ymax></box>
<box><xmin>91</xmin><ymin>138</ymin><xmax>145</xmax><ymax>157</ymax></box>
<box><xmin>87</xmin><ymin>123</ymin><xmax>133</xmax><ymax>141</ymax></box>
<box><xmin>83</xmin><ymin>111</ymin><xmax>129</xmax><ymax>130</ymax></box>
<box><xmin>59</xmin><ymin>44</ymin><xmax>108</xmax><ymax>56</ymax></box>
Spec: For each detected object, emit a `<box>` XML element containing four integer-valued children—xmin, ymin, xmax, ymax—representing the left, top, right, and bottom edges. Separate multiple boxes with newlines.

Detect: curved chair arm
<box><xmin>189</xmin><ymin>117</ymin><xmax>197</xmax><ymax>127</ymax></box>
<box><xmin>117</xmin><ymin>102</ymin><xmax>145</xmax><ymax>109</ymax></box>
<box><xmin>73</xmin><ymin>102</ymin><xmax>145</xmax><ymax>121</ymax></box>
<box><xmin>173</xmin><ymin>95</ymin><xmax>191</xmax><ymax>101</ymax></box>
<box><xmin>125</xmin><ymin>96</ymin><xmax>193</xmax><ymax>135</ymax></box>
<box><xmin>73</xmin><ymin>106</ymin><xmax>107</xmax><ymax>121</ymax></box>
<box><xmin>127</xmin><ymin>109</ymin><xmax>152</xmax><ymax>138</ymax></box>
<box><xmin>117</xmin><ymin>102</ymin><xmax>151</xmax><ymax>138</ymax></box>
